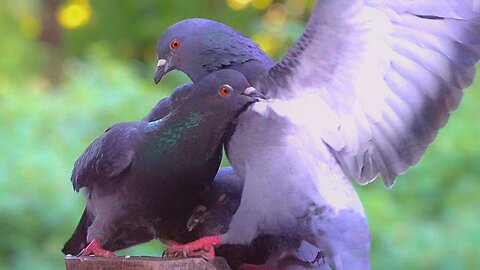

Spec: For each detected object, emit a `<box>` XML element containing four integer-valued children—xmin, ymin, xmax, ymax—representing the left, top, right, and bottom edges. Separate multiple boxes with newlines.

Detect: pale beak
<box><xmin>243</xmin><ymin>87</ymin><xmax>256</xmax><ymax>95</ymax></box>
<box><xmin>242</xmin><ymin>86</ymin><xmax>265</xmax><ymax>99</ymax></box>
<box><xmin>154</xmin><ymin>59</ymin><xmax>168</xmax><ymax>84</ymax></box>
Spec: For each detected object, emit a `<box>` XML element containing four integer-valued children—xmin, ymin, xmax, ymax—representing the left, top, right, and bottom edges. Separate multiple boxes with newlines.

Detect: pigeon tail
<box><xmin>62</xmin><ymin>208</ymin><xmax>91</xmax><ymax>255</ymax></box>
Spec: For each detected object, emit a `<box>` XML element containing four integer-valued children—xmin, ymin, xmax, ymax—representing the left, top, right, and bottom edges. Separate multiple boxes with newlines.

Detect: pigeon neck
<box><xmin>144</xmin><ymin>111</ymin><xmax>223</xmax><ymax>157</ymax></box>
<box><xmin>145</xmin><ymin>111</ymin><xmax>206</xmax><ymax>134</ymax></box>
<box><xmin>187</xmin><ymin>70</ymin><xmax>209</xmax><ymax>84</ymax></box>
<box><xmin>186</xmin><ymin>59</ymin><xmax>268</xmax><ymax>85</ymax></box>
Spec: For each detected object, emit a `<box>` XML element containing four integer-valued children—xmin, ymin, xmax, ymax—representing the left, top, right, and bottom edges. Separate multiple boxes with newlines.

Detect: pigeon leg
<box><xmin>78</xmin><ymin>238</ymin><xmax>116</xmax><ymax>257</ymax></box>
<box><xmin>164</xmin><ymin>235</ymin><xmax>222</xmax><ymax>260</ymax></box>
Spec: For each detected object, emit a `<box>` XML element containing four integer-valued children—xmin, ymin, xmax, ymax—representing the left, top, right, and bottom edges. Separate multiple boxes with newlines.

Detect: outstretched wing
<box><xmin>257</xmin><ymin>0</ymin><xmax>480</xmax><ymax>187</ymax></box>
<box><xmin>71</xmin><ymin>122</ymin><xmax>139</xmax><ymax>191</ymax></box>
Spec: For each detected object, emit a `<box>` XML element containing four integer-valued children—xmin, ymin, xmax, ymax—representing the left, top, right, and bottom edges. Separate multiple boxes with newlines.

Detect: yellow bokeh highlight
<box><xmin>251</xmin><ymin>0</ymin><xmax>272</xmax><ymax>10</ymax></box>
<box><xmin>57</xmin><ymin>0</ymin><xmax>91</xmax><ymax>30</ymax></box>
<box><xmin>265</xmin><ymin>3</ymin><xmax>288</xmax><ymax>26</ymax></box>
<box><xmin>251</xmin><ymin>33</ymin><xmax>279</xmax><ymax>56</ymax></box>
<box><xmin>226</xmin><ymin>0</ymin><xmax>252</xmax><ymax>11</ymax></box>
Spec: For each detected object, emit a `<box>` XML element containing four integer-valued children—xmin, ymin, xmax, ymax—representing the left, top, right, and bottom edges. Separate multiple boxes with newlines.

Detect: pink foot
<box><xmin>164</xmin><ymin>235</ymin><xmax>222</xmax><ymax>260</ymax></box>
<box><xmin>78</xmin><ymin>238</ymin><xmax>116</xmax><ymax>257</ymax></box>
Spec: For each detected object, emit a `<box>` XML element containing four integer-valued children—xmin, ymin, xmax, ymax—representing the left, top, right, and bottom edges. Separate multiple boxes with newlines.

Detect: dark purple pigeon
<box><xmin>62</xmin><ymin>70</ymin><xmax>260</xmax><ymax>257</ymax></box>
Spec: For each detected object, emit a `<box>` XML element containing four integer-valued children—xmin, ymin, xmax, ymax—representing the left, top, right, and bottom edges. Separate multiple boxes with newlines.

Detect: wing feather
<box><xmin>71</xmin><ymin>122</ymin><xmax>139</xmax><ymax>191</ymax></box>
<box><xmin>258</xmin><ymin>0</ymin><xmax>480</xmax><ymax>187</ymax></box>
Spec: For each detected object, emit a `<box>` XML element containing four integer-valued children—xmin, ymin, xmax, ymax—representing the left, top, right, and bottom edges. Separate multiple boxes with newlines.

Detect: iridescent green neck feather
<box><xmin>144</xmin><ymin>111</ymin><xmax>213</xmax><ymax>151</ymax></box>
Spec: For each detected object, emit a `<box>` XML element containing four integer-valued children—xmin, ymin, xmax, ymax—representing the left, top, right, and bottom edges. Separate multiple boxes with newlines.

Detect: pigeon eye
<box><xmin>218</xmin><ymin>85</ymin><xmax>233</xmax><ymax>97</ymax></box>
<box><xmin>170</xmin><ymin>39</ymin><xmax>181</xmax><ymax>49</ymax></box>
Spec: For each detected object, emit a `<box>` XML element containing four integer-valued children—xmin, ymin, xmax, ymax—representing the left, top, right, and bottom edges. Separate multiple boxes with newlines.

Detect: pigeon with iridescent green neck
<box><xmin>62</xmin><ymin>69</ymin><xmax>261</xmax><ymax>257</ymax></box>
<box><xmin>157</xmin><ymin>1</ymin><xmax>480</xmax><ymax>269</ymax></box>
<box><xmin>154</xmin><ymin>17</ymin><xmax>328</xmax><ymax>270</ymax></box>
<box><xmin>143</xmin><ymin>83</ymin><xmax>193</xmax><ymax>122</ymax></box>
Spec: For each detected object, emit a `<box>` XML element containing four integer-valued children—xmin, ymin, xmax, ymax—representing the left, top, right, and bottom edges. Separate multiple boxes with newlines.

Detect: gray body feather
<box><xmin>189</xmin><ymin>167</ymin><xmax>330</xmax><ymax>269</ymax></box>
<box><xmin>222</xmin><ymin>1</ymin><xmax>480</xmax><ymax>269</ymax></box>
<box><xmin>153</xmin><ymin>18</ymin><xmax>328</xmax><ymax>269</ymax></box>
<box><xmin>152</xmin><ymin>3</ymin><xmax>480</xmax><ymax>267</ymax></box>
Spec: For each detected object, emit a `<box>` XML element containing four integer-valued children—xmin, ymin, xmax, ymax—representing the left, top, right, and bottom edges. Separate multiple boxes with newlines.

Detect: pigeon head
<box><xmin>184</xmin><ymin>69</ymin><xmax>263</xmax><ymax>123</ymax></box>
<box><xmin>154</xmin><ymin>18</ymin><xmax>270</xmax><ymax>84</ymax></box>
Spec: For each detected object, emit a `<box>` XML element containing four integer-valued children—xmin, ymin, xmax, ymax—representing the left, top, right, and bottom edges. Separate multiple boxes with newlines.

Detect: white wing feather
<box><xmin>258</xmin><ymin>0</ymin><xmax>480</xmax><ymax>187</ymax></box>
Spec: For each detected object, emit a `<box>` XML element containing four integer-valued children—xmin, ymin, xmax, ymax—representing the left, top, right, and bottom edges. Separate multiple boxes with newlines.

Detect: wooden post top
<box><xmin>65</xmin><ymin>256</ymin><xmax>231</xmax><ymax>270</ymax></box>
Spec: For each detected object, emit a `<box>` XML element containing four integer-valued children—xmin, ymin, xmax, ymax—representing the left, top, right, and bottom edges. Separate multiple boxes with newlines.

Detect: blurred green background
<box><xmin>0</xmin><ymin>0</ymin><xmax>478</xmax><ymax>269</ymax></box>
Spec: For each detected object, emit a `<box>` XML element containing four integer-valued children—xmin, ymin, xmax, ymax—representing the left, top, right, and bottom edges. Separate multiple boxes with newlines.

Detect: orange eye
<box><xmin>170</xmin><ymin>39</ymin><xmax>181</xmax><ymax>49</ymax></box>
<box><xmin>218</xmin><ymin>85</ymin><xmax>232</xmax><ymax>97</ymax></box>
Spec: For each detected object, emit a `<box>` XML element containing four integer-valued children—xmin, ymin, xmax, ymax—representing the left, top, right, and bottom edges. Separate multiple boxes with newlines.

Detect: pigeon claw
<box><xmin>164</xmin><ymin>235</ymin><xmax>222</xmax><ymax>260</ymax></box>
<box><xmin>78</xmin><ymin>238</ymin><xmax>116</xmax><ymax>257</ymax></box>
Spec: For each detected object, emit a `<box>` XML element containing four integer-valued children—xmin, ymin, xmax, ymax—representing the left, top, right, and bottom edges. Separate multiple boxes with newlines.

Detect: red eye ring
<box><xmin>170</xmin><ymin>39</ymin><xmax>181</xmax><ymax>49</ymax></box>
<box><xmin>219</xmin><ymin>85</ymin><xmax>232</xmax><ymax>97</ymax></box>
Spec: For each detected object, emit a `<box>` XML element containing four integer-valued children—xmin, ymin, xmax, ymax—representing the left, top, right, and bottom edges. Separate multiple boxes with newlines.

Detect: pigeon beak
<box><xmin>154</xmin><ymin>59</ymin><xmax>168</xmax><ymax>84</ymax></box>
<box><xmin>242</xmin><ymin>86</ymin><xmax>265</xmax><ymax>100</ymax></box>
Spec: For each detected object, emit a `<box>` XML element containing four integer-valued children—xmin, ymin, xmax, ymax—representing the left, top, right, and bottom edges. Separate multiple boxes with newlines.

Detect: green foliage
<box><xmin>62</xmin><ymin>1</ymin><xmax>269</xmax><ymax>61</ymax></box>
<box><xmin>0</xmin><ymin>1</ymin><xmax>479</xmax><ymax>270</ymax></box>
<box><xmin>0</xmin><ymin>51</ymin><xmax>170</xmax><ymax>269</ymax></box>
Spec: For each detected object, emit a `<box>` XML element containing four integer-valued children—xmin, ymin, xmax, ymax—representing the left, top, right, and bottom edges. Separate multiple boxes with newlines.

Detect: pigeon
<box><xmin>62</xmin><ymin>69</ymin><xmax>261</xmax><ymax>257</ymax></box>
<box><xmin>185</xmin><ymin>167</ymin><xmax>330</xmax><ymax>270</ymax></box>
<box><xmin>143</xmin><ymin>83</ymin><xmax>194</xmax><ymax>122</ymax></box>
<box><xmin>157</xmin><ymin>1</ymin><xmax>480</xmax><ymax>269</ymax></box>
<box><xmin>65</xmin><ymin>77</ymin><xmax>317</xmax><ymax>268</ymax></box>
<box><xmin>63</xmin><ymin>82</ymin><xmax>209</xmax><ymax>256</ymax></box>
<box><xmin>154</xmin><ymin>18</ymin><xmax>274</xmax><ymax>86</ymax></box>
<box><xmin>154</xmin><ymin>17</ymin><xmax>330</xmax><ymax>269</ymax></box>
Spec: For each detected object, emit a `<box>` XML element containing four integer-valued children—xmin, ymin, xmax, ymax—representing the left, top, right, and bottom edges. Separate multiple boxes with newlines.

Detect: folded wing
<box><xmin>71</xmin><ymin>122</ymin><xmax>138</xmax><ymax>191</ymax></box>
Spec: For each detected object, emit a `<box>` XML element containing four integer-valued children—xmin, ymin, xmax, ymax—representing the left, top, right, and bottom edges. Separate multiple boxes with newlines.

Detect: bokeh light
<box><xmin>251</xmin><ymin>0</ymin><xmax>272</xmax><ymax>10</ymax></box>
<box><xmin>226</xmin><ymin>0</ymin><xmax>252</xmax><ymax>11</ymax></box>
<box><xmin>57</xmin><ymin>0</ymin><xmax>91</xmax><ymax>30</ymax></box>
<box><xmin>251</xmin><ymin>33</ymin><xmax>273</xmax><ymax>55</ymax></box>
<box><xmin>265</xmin><ymin>3</ymin><xmax>288</xmax><ymax>27</ymax></box>
<box><xmin>251</xmin><ymin>32</ymin><xmax>284</xmax><ymax>57</ymax></box>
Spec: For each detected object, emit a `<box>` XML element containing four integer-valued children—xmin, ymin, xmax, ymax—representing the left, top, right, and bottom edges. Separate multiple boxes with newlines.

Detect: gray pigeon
<box><xmin>159</xmin><ymin>1</ymin><xmax>480</xmax><ymax>269</ymax></box>
<box><xmin>185</xmin><ymin>167</ymin><xmax>329</xmax><ymax>270</ymax></box>
<box><xmin>154</xmin><ymin>18</ymin><xmax>274</xmax><ymax>85</ymax></box>
<box><xmin>154</xmin><ymin>17</ymin><xmax>330</xmax><ymax>269</ymax></box>
<box><xmin>62</xmin><ymin>69</ymin><xmax>260</xmax><ymax>256</ymax></box>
